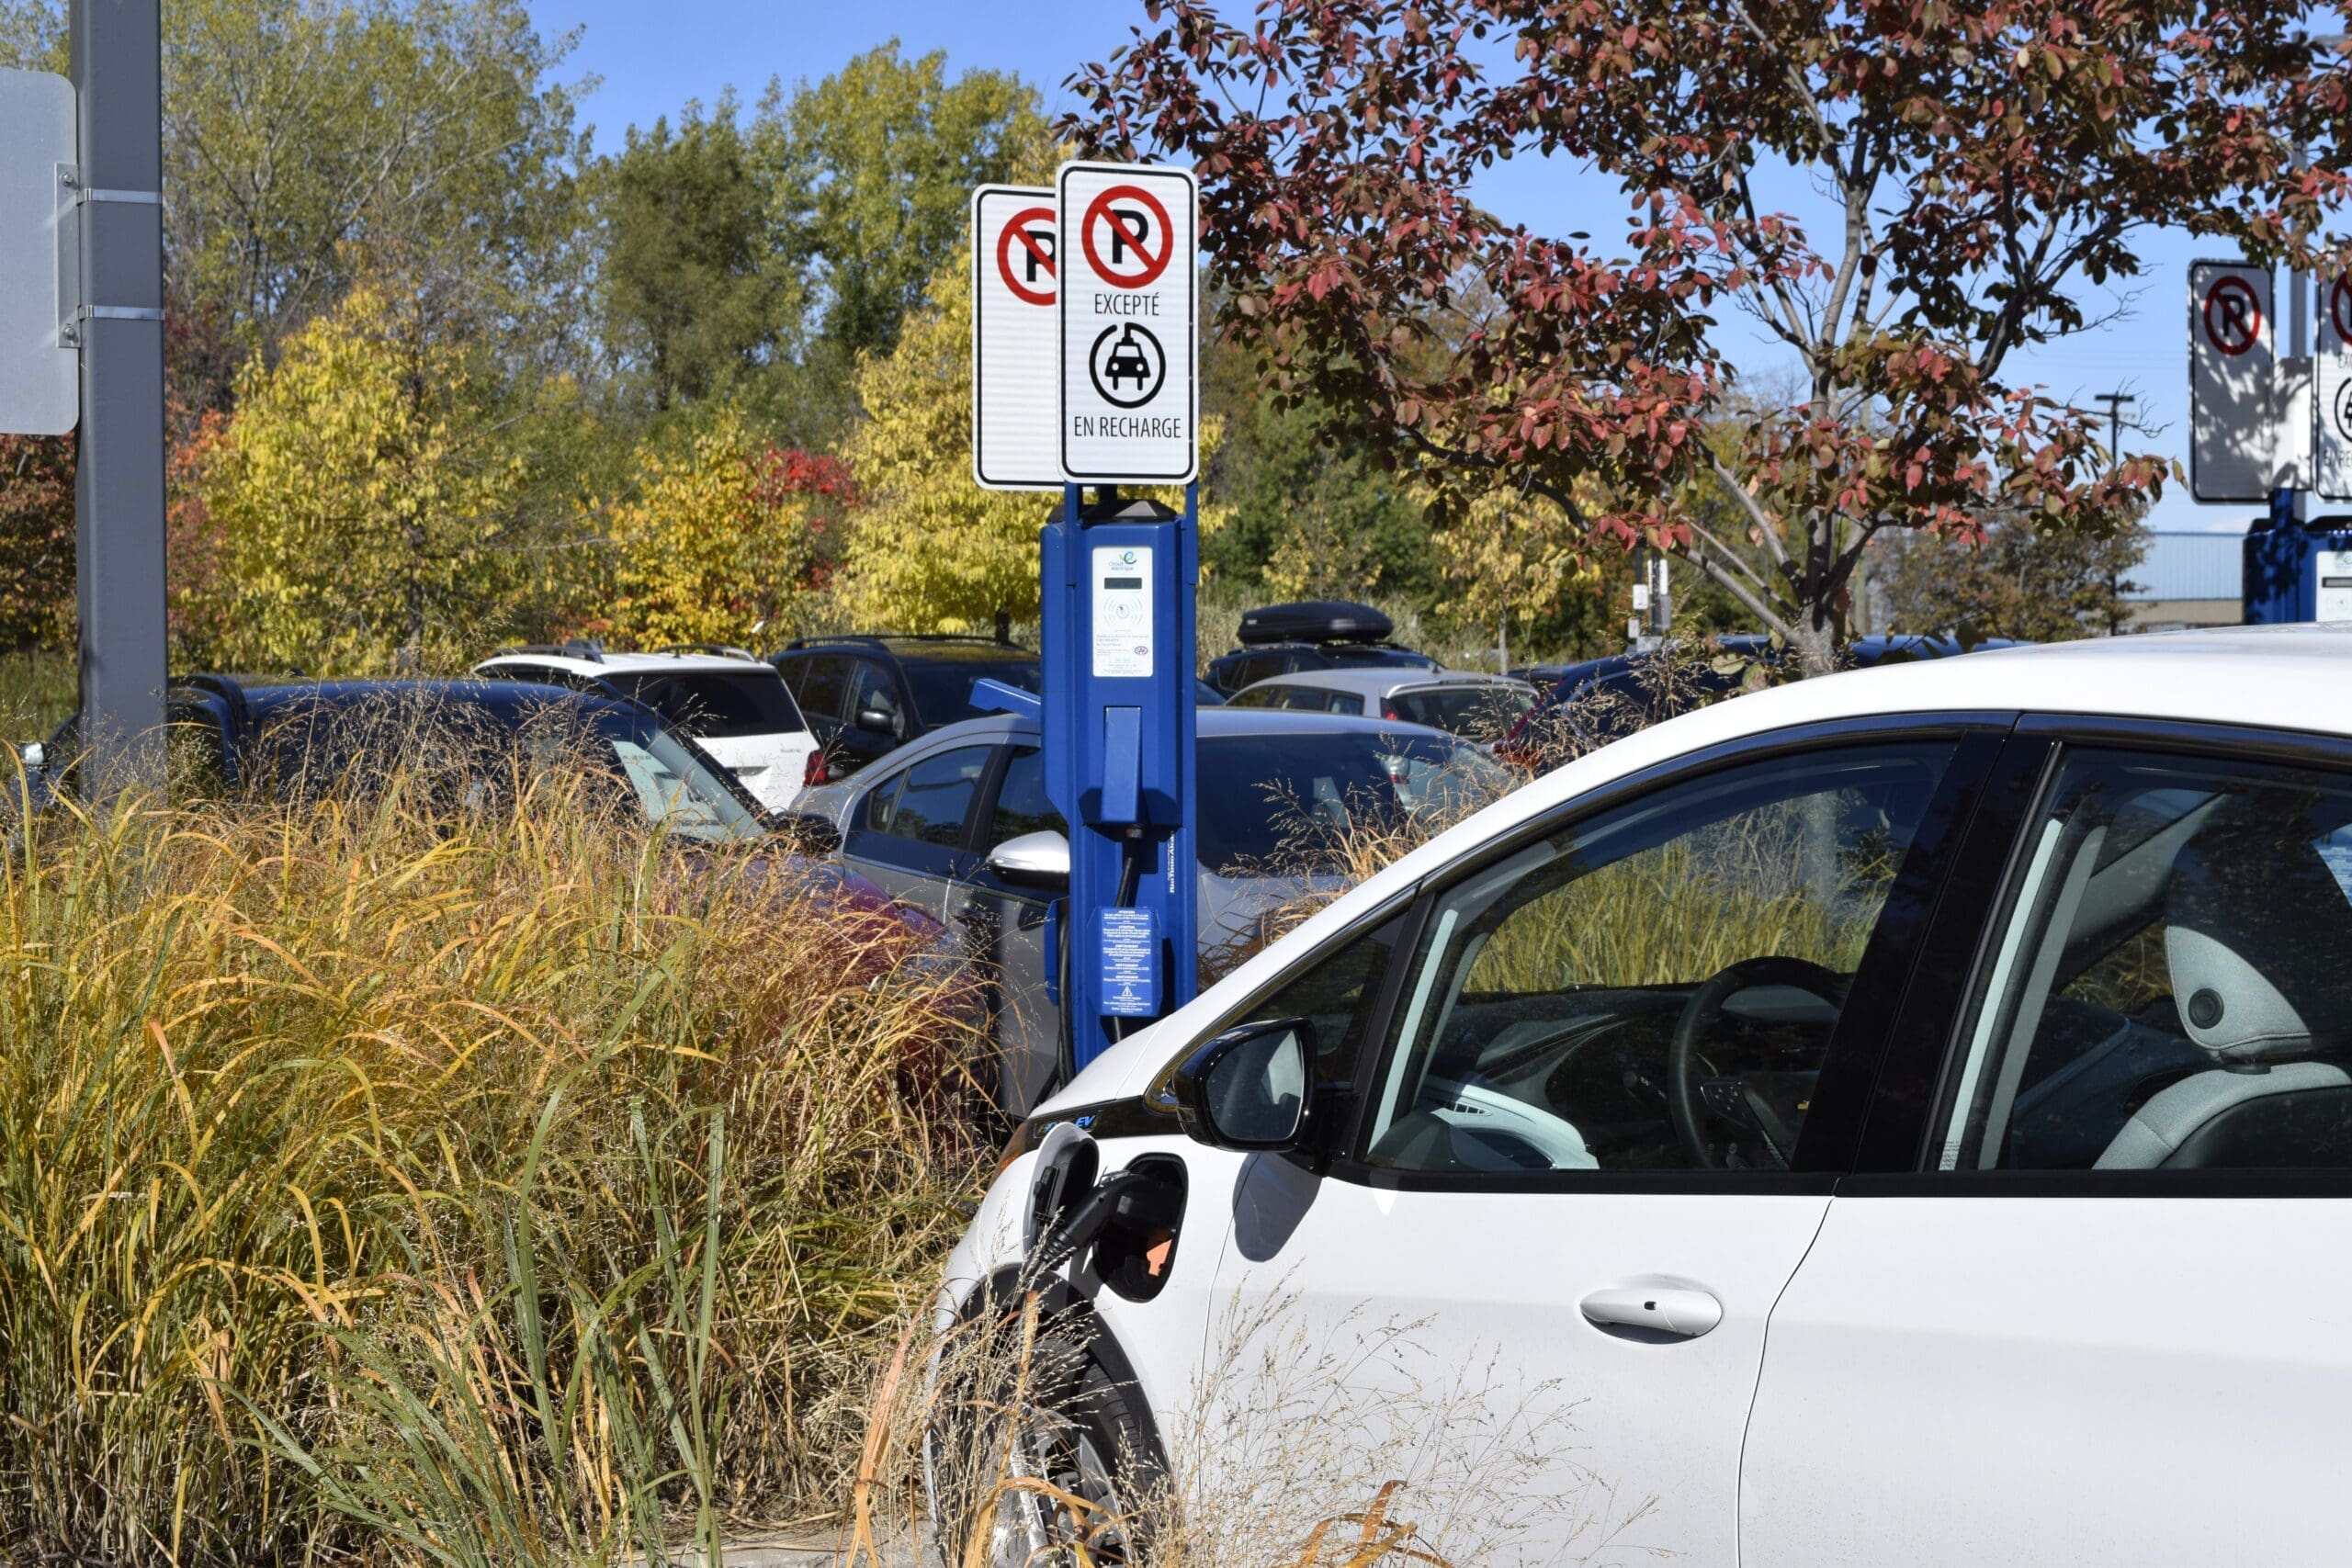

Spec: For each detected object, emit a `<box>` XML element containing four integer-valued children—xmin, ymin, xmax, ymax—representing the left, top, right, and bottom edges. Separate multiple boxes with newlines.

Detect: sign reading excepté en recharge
<box><xmin>1057</xmin><ymin>161</ymin><xmax>1197</xmax><ymax>486</ymax></box>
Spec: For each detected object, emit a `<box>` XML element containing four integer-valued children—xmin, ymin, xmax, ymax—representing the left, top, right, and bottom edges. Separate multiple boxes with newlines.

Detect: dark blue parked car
<box><xmin>1498</xmin><ymin>634</ymin><xmax>2025</xmax><ymax>768</ymax></box>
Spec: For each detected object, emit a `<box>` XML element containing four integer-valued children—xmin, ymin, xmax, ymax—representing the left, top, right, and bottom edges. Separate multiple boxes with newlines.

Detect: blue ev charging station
<box><xmin>2245</xmin><ymin>513</ymin><xmax>2352</xmax><ymax>624</ymax></box>
<box><xmin>969</xmin><ymin>165</ymin><xmax>1203</xmax><ymax>1080</ymax></box>
<box><xmin>1039</xmin><ymin>488</ymin><xmax>1200</xmax><ymax>1072</ymax></box>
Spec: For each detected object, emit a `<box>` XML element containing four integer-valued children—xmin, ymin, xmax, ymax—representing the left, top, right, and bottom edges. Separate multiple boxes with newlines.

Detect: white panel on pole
<box><xmin>0</xmin><ymin>67</ymin><xmax>78</xmax><ymax>437</ymax></box>
<box><xmin>971</xmin><ymin>185</ymin><xmax>1061</xmax><ymax>491</ymax></box>
<box><xmin>1057</xmin><ymin>161</ymin><xmax>1197</xmax><ymax>485</ymax></box>
<box><xmin>2318</xmin><ymin>273</ymin><xmax>2352</xmax><ymax>502</ymax></box>
<box><xmin>2189</xmin><ymin>261</ymin><xmax>2275</xmax><ymax>502</ymax></box>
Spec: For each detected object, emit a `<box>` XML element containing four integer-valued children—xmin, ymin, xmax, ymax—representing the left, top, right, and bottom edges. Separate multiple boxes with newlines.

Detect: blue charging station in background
<box><xmin>1040</xmin><ymin>485</ymin><xmax>1200</xmax><ymax>1075</ymax></box>
<box><xmin>2245</xmin><ymin>512</ymin><xmax>2352</xmax><ymax>625</ymax></box>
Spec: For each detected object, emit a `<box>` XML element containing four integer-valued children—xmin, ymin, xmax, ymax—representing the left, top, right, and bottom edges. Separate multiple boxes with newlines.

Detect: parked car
<box><xmin>472</xmin><ymin>641</ymin><xmax>819</xmax><ymax>812</ymax></box>
<box><xmin>1226</xmin><ymin>668</ymin><xmax>1538</xmax><ymax>743</ymax></box>
<box><xmin>936</xmin><ymin>627</ymin><xmax>2352</xmax><ymax>1566</ymax></box>
<box><xmin>22</xmin><ymin>675</ymin><xmax>786</xmax><ymax>834</ymax></box>
<box><xmin>1498</xmin><ymin>632</ymin><xmax>2023</xmax><ymax>767</ymax></box>
<box><xmin>796</xmin><ymin>706</ymin><xmax>1510</xmax><ymax>1114</ymax></box>
<box><xmin>1203</xmin><ymin>600</ymin><xmax>1437</xmax><ymax>696</ymax></box>
<box><xmin>771</xmin><ymin>634</ymin><xmax>1041</xmax><ymax>780</ymax></box>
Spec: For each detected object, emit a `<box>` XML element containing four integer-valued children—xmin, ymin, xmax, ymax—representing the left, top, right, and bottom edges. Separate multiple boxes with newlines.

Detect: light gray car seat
<box><xmin>2097</xmin><ymin>823</ymin><xmax>2352</xmax><ymax>1169</ymax></box>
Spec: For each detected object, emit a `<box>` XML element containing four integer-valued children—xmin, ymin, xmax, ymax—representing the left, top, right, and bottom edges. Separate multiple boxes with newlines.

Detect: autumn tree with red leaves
<box><xmin>1070</xmin><ymin>1</ymin><xmax>2352</xmax><ymax>669</ymax></box>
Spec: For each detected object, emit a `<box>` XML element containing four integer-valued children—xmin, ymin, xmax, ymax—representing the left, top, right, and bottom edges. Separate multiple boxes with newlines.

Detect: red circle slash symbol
<box><xmin>1081</xmin><ymin>185</ymin><xmax>1174</xmax><ymax>289</ymax></box>
<box><xmin>2331</xmin><ymin>276</ymin><xmax>2352</xmax><ymax>347</ymax></box>
<box><xmin>2202</xmin><ymin>275</ymin><xmax>2263</xmax><ymax>357</ymax></box>
<box><xmin>996</xmin><ymin>205</ymin><xmax>1056</xmax><ymax>306</ymax></box>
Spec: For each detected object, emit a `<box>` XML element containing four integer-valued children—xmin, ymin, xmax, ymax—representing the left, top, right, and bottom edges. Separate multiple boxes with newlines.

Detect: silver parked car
<box><xmin>795</xmin><ymin>706</ymin><xmax>1512</xmax><ymax>1112</ymax></box>
<box><xmin>1226</xmin><ymin>667</ymin><xmax>1538</xmax><ymax>743</ymax></box>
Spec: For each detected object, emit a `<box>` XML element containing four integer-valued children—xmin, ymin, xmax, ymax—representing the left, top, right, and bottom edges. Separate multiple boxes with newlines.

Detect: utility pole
<box><xmin>2094</xmin><ymin>389</ymin><xmax>2138</xmax><ymax>637</ymax></box>
<box><xmin>69</xmin><ymin>0</ymin><xmax>169</xmax><ymax>794</ymax></box>
<box><xmin>2093</xmin><ymin>390</ymin><xmax>2137</xmax><ymax>471</ymax></box>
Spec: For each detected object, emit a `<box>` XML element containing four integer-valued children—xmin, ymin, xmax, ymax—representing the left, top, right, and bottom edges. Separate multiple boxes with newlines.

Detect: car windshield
<box><xmin>243</xmin><ymin>694</ymin><xmax>770</xmax><ymax>844</ymax></box>
<box><xmin>562</xmin><ymin>707</ymin><xmax>769</xmax><ymax>842</ymax></box>
<box><xmin>901</xmin><ymin>655</ymin><xmax>1041</xmax><ymax>727</ymax></box>
<box><xmin>1197</xmin><ymin>729</ymin><xmax>1511</xmax><ymax>874</ymax></box>
<box><xmin>596</xmin><ymin>669</ymin><xmax>804</xmax><ymax>739</ymax></box>
<box><xmin>1386</xmin><ymin>683</ymin><xmax>1536</xmax><ymax>740</ymax></box>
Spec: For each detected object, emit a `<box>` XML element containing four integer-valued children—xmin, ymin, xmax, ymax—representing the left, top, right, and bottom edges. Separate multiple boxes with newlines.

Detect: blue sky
<box><xmin>526</xmin><ymin>0</ymin><xmax>2246</xmax><ymax>534</ymax></box>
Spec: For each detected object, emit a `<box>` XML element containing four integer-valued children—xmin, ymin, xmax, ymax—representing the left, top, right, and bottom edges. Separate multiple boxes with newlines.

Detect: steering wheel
<box><xmin>1668</xmin><ymin>955</ymin><xmax>1845</xmax><ymax>1169</ymax></box>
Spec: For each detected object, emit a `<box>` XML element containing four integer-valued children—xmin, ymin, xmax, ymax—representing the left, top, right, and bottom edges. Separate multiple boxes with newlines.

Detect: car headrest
<box><xmin>2165</xmin><ymin>825</ymin><xmax>2352</xmax><ymax>1062</ymax></box>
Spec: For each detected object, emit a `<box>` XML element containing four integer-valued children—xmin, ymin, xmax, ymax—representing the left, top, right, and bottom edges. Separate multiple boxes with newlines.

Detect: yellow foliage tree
<box><xmin>600</xmin><ymin>403</ymin><xmax>845</xmax><ymax>649</ymax></box>
<box><xmin>203</xmin><ymin>284</ymin><xmax>526</xmax><ymax>672</ymax></box>
<box><xmin>838</xmin><ymin>226</ymin><xmax>1224</xmax><ymax>633</ymax></box>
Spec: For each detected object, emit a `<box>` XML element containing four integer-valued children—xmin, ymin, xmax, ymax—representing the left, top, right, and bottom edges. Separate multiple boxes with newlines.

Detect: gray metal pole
<box><xmin>69</xmin><ymin>0</ymin><xmax>168</xmax><ymax>795</ymax></box>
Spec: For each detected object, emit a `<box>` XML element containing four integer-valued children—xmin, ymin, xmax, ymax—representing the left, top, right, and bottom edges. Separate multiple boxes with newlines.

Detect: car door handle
<box><xmin>1579</xmin><ymin>1285</ymin><xmax>1724</xmax><ymax>1339</ymax></box>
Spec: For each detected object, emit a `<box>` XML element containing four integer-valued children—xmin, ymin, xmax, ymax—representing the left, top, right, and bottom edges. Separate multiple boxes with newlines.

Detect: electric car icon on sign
<box><xmin>1089</xmin><ymin>322</ymin><xmax>1166</xmax><ymax>409</ymax></box>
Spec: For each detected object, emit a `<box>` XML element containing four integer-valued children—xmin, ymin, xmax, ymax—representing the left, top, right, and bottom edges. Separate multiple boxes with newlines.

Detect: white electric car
<box><xmin>473</xmin><ymin>643</ymin><xmax>820</xmax><ymax>812</ymax></box>
<box><xmin>939</xmin><ymin>626</ymin><xmax>2352</xmax><ymax>1566</ymax></box>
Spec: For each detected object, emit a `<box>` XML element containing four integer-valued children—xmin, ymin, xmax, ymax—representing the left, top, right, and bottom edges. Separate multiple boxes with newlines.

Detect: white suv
<box><xmin>938</xmin><ymin>626</ymin><xmax>2352</xmax><ymax>1566</ymax></box>
<box><xmin>472</xmin><ymin>643</ymin><xmax>819</xmax><ymax>812</ymax></box>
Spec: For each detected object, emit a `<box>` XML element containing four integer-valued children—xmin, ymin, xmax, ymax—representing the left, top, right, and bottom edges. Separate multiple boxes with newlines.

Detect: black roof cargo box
<box><xmin>1235</xmin><ymin>600</ymin><xmax>1395</xmax><ymax>647</ymax></box>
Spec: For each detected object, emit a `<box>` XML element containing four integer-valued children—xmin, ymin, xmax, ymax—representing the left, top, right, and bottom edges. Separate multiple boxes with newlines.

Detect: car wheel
<box><xmin>929</xmin><ymin>1321</ymin><xmax>1162</xmax><ymax>1566</ymax></box>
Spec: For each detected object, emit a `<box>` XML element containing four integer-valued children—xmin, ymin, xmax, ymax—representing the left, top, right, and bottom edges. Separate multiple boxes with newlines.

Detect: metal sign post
<box><xmin>71</xmin><ymin>0</ymin><xmax>168</xmax><ymax>791</ymax></box>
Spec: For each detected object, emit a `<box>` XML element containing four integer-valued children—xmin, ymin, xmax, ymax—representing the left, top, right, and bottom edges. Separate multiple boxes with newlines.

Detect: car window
<box><xmin>1205</xmin><ymin>910</ymin><xmax>1410</xmax><ymax>1090</ymax></box>
<box><xmin>1325</xmin><ymin>646</ymin><xmax>1437</xmax><ymax>671</ymax></box>
<box><xmin>1386</xmin><ymin>684</ymin><xmax>1537</xmax><ymax>741</ymax></box>
<box><xmin>1327</xmin><ymin>692</ymin><xmax>1365</xmax><ymax>716</ymax></box>
<box><xmin>876</xmin><ymin>745</ymin><xmax>991</xmax><ymax>850</ymax></box>
<box><xmin>785</xmin><ymin>655</ymin><xmax>849</xmax><ymax>723</ymax></box>
<box><xmin>1360</xmin><ymin>741</ymin><xmax>1959</xmax><ymax>1174</ymax></box>
<box><xmin>1274</xmin><ymin>686</ymin><xmax>1332</xmax><ymax>711</ymax></box>
<box><xmin>1195</xmin><ymin>729</ymin><xmax>1512</xmax><ymax>874</ymax></box>
<box><xmin>985</xmin><ymin>744</ymin><xmax>1066</xmax><ymax>849</ymax></box>
<box><xmin>1936</xmin><ymin>749</ymin><xmax>2352</xmax><ymax>1173</ymax></box>
<box><xmin>1226</xmin><ymin>685</ymin><xmax>1283</xmax><ymax>709</ymax></box>
<box><xmin>900</xmin><ymin>655</ymin><xmax>1042</xmax><ymax>728</ymax></box>
<box><xmin>848</xmin><ymin>660</ymin><xmax>905</xmax><ymax>733</ymax></box>
<box><xmin>597</xmin><ymin>669</ymin><xmax>806</xmax><ymax>739</ymax></box>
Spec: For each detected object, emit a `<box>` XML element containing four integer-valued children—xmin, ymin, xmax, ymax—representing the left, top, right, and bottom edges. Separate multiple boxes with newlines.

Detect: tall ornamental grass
<box><xmin>0</xmin><ymin>755</ymin><xmax>988</xmax><ymax>1563</ymax></box>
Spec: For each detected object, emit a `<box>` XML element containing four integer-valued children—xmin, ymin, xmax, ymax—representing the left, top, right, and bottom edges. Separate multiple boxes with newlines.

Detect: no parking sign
<box><xmin>970</xmin><ymin>185</ymin><xmax>1061</xmax><ymax>490</ymax></box>
<box><xmin>1057</xmin><ymin>162</ymin><xmax>1198</xmax><ymax>485</ymax></box>
<box><xmin>2189</xmin><ymin>260</ymin><xmax>2276</xmax><ymax>502</ymax></box>
<box><xmin>2319</xmin><ymin>272</ymin><xmax>2352</xmax><ymax>502</ymax></box>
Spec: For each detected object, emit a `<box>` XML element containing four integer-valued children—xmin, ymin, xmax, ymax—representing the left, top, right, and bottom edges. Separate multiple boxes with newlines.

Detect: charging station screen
<box><xmin>1091</xmin><ymin>545</ymin><xmax>1155</xmax><ymax>678</ymax></box>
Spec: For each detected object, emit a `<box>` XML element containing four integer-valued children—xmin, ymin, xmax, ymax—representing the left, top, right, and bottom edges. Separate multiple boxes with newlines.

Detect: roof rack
<box><xmin>650</xmin><ymin>642</ymin><xmax>760</xmax><ymax>662</ymax></box>
<box><xmin>488</xmin><ymin>639</ymin><xmax>606</xmax><ymax>663</ymax></box>
<box><xmin>783</xmin><ymin>632</ymin><xmax>1032</xmax><ymax>653</ymax></box>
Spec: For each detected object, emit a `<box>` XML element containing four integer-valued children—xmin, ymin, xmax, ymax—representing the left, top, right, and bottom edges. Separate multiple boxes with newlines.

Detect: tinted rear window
<box><xmin>901</xmin><ymin>656</ymin><xmax>1041</xmax><ymax>727</ymax></box>
<box><xmin>1385</xmin><ymin>684</ymin><xmax>1535</xmax><ymax>739</ymax></box>
<box><xmin>1196</xmin><ymin>730</ymin><xmax>1508</xmax><ymax>874</ymax></box>
<box><xmin>599</xmin><ymin>670</ymin><xmax>805</xmax><ymax>739</ymax></box>
<box><xmin>1323</xmin><ymin>646</ymin><xmax>1437</xmax><ymax>671</ymax></box>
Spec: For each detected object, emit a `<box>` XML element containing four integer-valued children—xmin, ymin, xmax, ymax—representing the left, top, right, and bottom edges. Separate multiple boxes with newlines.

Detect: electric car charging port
<box><xmin>1085</xmin><ymin>1154</ymin><xmax>1187</xmax><ymax>1303</ymax></box>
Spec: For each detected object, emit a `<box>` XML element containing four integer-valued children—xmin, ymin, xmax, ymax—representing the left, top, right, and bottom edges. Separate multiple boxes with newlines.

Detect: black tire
<box><xmin>929</xmin><ymin>1315</ymin><xmax>1165</xmax><ymax>1567</ymax></box>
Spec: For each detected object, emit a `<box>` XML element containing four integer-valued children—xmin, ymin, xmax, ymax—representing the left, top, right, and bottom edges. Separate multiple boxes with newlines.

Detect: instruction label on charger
<box><xmin>1091</xmin><ymin>544</ymin><xmax>1154</xmax><ymax>678</ymax></box>
<box><xmin>1096</xmin><ymin>906</ymin><xmax>1160</xmax><ymax>1018</ymax></box>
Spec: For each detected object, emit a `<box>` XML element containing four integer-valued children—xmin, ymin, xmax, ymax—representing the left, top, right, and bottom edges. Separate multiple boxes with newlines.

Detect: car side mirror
<box><xmin>854</xmin><ymin>705</ymin><xmax>902</xmax><ymax>738</ymax></box>
<box><xmin>1164</xmin><ymin>1018</ymin><xmax>1316</xmax><ymax>1151</ymax></box>
<box><xmin>986</xmin><ymin>829</ymin><xmax>1069</xmax><ymax>892</ymax></box>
